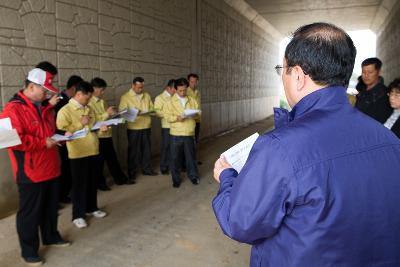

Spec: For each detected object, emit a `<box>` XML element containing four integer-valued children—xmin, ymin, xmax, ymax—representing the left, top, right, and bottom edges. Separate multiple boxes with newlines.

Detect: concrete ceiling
<box><xmin>245</xmin><ymin>0</ymin><xmax>384</xmax><ymax>36</ymax></box>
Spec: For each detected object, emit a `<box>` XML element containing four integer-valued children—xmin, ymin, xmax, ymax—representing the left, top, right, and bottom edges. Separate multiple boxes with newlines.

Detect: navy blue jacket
<box><xmin>213</xmin><ymin>86</ymin><xmax>400</xmax><ymax>267</ymax></box>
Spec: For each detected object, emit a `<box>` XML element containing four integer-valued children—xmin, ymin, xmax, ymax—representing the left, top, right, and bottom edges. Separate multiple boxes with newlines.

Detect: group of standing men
<box><xmin>0</xmin><ymin>59</ymin><xmax>203</xmax><ymax>266</ymax></box>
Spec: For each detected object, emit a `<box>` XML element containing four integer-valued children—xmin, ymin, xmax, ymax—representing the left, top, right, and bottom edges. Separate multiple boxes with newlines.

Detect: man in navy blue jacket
<box><xmin>212</xmin><ymin>22</ymin><xmax>400</xmax><ymax>267</ymax></box>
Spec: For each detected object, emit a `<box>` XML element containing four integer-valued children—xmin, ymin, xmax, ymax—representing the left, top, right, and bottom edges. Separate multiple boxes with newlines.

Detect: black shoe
<box><xmin>197</xmin><ymin>161</ymin><xmax>202</xmax><ymax>165</ymax></box>
<box><xmin>43</xmin><ymin>239</ymin><xmax>71</xmax><ymax>248</ymax></box>
<box><xmin>173</xmin><ymin>182</ymin><xmax>181</xmax><ymax>188</ymax></box>
<box><xmin>161</xmin><ymin>169</ymin><xmax>169</xmax><ymax>175</ymax></box>
<box><xmin>59</xmin><ymin>196</ymin><xmax>71</xmax><ymax>204</ymax></box>
<box><xmin>126</xmin><ymin>178</ymin><xmax>136</xmax><ymax>184</ymax></box>
<box><xmin>115</xmin><ymin>179</ymin><xmax>127</xmax><ymax>185</ymax></box>
<box><xmin>143</xmin><ymin>171</ymin><xmax>158</xmax><ymax>176</ymax></box>
<box><xmin>22</xmin><ymin>256</ymin><xmax>43</xmax><ymax>266</ymax></box>
<box><xmin>98</xmin><ymin>185</ymin><xmax>111</xmax><ymax>191</ymax></box>
<box><xmin>191</xmin><ymin>178</ymin><xmax>200</xmax><ymax>185</ymax></box>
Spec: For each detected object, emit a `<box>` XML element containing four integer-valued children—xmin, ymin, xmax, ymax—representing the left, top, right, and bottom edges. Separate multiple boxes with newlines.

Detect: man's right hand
<box><xmin>81</xmin><ymin>115</ymin><xmax>90</xmax><ymax>126</ymax></box>
<box><xmin>45</xmin><ymin>138</ymin><xmax>59</xmax><ymax>148</ymax></box>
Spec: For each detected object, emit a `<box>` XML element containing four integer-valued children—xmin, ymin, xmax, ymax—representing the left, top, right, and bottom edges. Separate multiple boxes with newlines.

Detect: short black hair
<box><xmin>285</xmin><ymin>22</ymin><xmax>356</xmax><ymax>87</ymax></box>
<box><xmin>167</xmin><ymin>79</ymin><xmax>175</xmax><ymax>88</ymax></box>
<box><xmin>187</xmin><ymin>73</ymin><xmax>199</xmax><ymax>80</ymax></box>
<box><xmin>75</xmin><ymin>81</ymin><xmax>94</xmax><ymax>94</ymax></box>
<box><xmin>91</xmin><ymin>77</ymin><xmax>107</xmax><ymax>88</ymax></box>
<box><xmin>174</xmin><ymin>78</ymin><xmax>189</xmax><ymax>89</ymax></box>
<box><xmin>133</xmin><ymin>77</ymin><xmax>144</xmax><ymax>84</ymax></box>
<box><xmin>66</xmin><ymin>75</ymin><xmax>84</xmax><ymax>89</ymax></box>
<box><xmin>361</xmin><ymin>57</ymin><xmax>382</xmax><ymax>71</ymax></box>
<box><xmin>35</xmin><ymin>61</ymin><xmax>58</xmax><ymax>75</ymax></box>
<box><xmin>388</xmin><ymin>78</ymin><xmax>400</xmax><ymax>93</ymax></box>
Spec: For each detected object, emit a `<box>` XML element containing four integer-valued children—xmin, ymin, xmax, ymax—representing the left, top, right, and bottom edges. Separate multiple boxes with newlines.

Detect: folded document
<box><xmin>222</xmin><ymin>132</ymin><xmax>259</xmax><ymax>173</ymax></box>
<box><xmin>91</xmin><ymin>118</ymin><xmax>124</xmax><ymax>130</ymax></box>
<box><xmin>0</xmin><ymin>118</ymin><xmax>22</xmax><ymax>149</ymax></box>
<box><xmin>51</xmin><ymin>128</ymin><xmax>89</xmax><ymax>142</ymax></box>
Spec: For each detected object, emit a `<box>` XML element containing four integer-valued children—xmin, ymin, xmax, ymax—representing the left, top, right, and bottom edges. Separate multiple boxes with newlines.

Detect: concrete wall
<box><xmin>0</xmin><ymin>0</ymin><xmax>280</xmax><ymax>217</ymax></box>
<box><xmin>376</xmin><ymin>0</ymin><xmax>400</xmax><ymax>83</ymax></box>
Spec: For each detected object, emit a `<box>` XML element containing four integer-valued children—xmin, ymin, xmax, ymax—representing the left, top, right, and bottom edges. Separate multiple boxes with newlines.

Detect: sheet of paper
<box><xmin>121</xmin><ymin>107</ymin><xmax>139</xmax><ymax>122</ymax></box>
<box><xmin>0</xmin><ymin>129</ymin><xmax>22</xmax><ymax>149</ymax></box>
<box><xmin>51</xmin><ymin>128</ymin><xmax>89</xmax><ymax>142</ymax></box>
<box><xmin>222</xmin><ymin>132</ymin><xmax>259</xmax><ymax>173</ymax></box>
<box><xmin>183</xmin><ymin>109</ymin><xmax>200</xmax><ymax>118</ymax></box>
<box><xmin>91</xmin><ymin>118</ymin><xmax>124</xmax><ymax>130</ymax></box>
<box><xmin>111</xmin><ymin>109</ymin><xmax>128</xmax><ymax>119</ymax></box>
<box><xmin>0</xmin><ymin>118</ymin><xmax>12</xmax><ymax>131</ymax></box>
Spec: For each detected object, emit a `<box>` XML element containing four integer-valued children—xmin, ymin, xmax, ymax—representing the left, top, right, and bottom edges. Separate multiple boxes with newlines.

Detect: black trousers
<box><xmin>170</xmin><ymin>136</ymin><xmax>199</xmax><ymax>184</ymax></box>
<box><xmin>127</xmin><ymin>129</ymin><xmax>152</xmax><ymax>177</ymax></box>
<box><xmin>160</xmin><ymin>128</ymin><xmax>171</xmax><ymax>172</ymax></box>
<box><xmin>70</xmin><ymin>156</ymin><xmax>98</xmax><ymax>220</ymax></box>
<box><xmin>98</xmin><ymin>137</ymin><xmax>128</xmax><ymax>186</ymax></box>
<box><xmin>195</xmin><ymin>122</ymin><xmax>200</xmax><ymax>144</ymax></box>
<box><xmin>17</xmin><ymin>178</ymin><xmax>63</xmax><ymax>258</ymax></box>
<box><xmin>58</xmin><ymin>144</ymin><xmax>71</xmax><ymax>201</ymax></box>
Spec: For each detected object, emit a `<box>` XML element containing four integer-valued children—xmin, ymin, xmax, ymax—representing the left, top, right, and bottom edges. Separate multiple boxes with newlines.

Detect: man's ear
<box><xmin>293</xmin><ymin>65</ymin><xmax>306</xmax><ymax>91</ymax></box>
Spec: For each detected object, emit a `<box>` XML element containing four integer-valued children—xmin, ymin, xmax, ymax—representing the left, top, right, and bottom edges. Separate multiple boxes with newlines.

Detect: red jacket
<box><xmin>0</xmin><ymin>91</ymin><xmax>60</xmax><ymax>183</ymax></box>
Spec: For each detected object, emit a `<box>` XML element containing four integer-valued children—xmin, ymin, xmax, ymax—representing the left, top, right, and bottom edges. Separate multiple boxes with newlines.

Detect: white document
<box><xmin>0</xmin><ymin>118</ymin><xmax>22</xmax><ymax>149</ymax></box>
<box><xmin>91</xmin><ymin>118</ymin><xmax>124</xmax><ymax>130</ymax></box>
<box><xmin>51</xmin><ymin>128</ymin><xmax>89</xmax><ymax>142</ymax></box>
<box><xmin>0</xmin><ymin>129</ymin><xmax>22</xmax><ymax>149</ymax></box>
<box><xmin>222</xmin><ymin>132</ymin><xmax>259</xmax><ymax>173</ymax></box>
<box><xmin>111</xmin><ymin>109</ymin><xmax>128</xmax><ymax>119</ymax></box>
<box><xmin>0</xmin><ymin>118</ymin><xmax>12</xmax><ymax>130</ymax></box>
<box><xmin>183</xmin><ymin>109</ymin><xmax>201</xmax><ymax>118</ymax></box>
<box><xmin>121</xmin><ymin>108</ymin><xmax>139</xmax><ymax>122</ymax></box>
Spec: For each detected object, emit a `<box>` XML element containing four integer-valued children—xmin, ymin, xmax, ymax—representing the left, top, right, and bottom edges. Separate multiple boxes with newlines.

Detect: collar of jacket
<box><xmin>274</xmin><ymin>86</ymin><xmax>348</xmax><ymax>129</ymax></box>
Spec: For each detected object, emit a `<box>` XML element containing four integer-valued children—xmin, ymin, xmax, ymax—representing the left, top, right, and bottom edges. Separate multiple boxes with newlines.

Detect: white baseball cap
<box><xmin>27</xmin><ymin>68</ymin><xmax>58</xmax><ymax>93</ymax></box>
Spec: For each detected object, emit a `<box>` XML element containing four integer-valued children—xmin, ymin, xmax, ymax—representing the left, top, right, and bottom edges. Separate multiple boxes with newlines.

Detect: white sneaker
<box><xmin>72</xmin><ymin>218</ymin><xmax>87</xmax><ymax>228</ymax></box>
<box><xmin>90</xmin><ymin>210</ymin><xmax>107</xmax><ymax>218</ymax></box>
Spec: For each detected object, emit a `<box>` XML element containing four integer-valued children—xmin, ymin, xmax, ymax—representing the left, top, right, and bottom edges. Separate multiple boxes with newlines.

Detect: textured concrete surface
<box><xmin>376</xmin><ymin>0</ymin><xmax>400</xmax><ymax>83</ymax></box>
<box><xmin>0</xmin><ymin>0</ymin><xmax>280</xmax><ymax>217</ymax></box>
<box><xmin>0</xmin><ymin>117</ymin><xmax>274</xmax><ymax>267</ymax></box>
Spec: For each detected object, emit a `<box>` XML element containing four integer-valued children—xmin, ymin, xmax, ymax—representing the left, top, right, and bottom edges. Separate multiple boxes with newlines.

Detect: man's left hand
<box><xmin>213</xmin><ymin>155</ymin><xmax>232</xmax><ymax>183</ymax></box>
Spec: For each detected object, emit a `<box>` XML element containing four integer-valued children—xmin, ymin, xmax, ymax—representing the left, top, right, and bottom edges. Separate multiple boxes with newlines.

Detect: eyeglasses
<box><xmin>274</xmin><ymin>65</ymin><xmax>287</xmax><ymax>76</ymax></box>
<box><xmin>274</xmin><ymin>65</ymin><xmax>308</xmax><ymax>76</ymax></box>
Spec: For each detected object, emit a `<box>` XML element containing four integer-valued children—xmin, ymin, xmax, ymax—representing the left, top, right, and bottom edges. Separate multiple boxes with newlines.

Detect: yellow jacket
<box><xmin>56</xmin><ymin>99</ymin><xmax>99</xmax><ymax>159</ymax></box>
<box><xmin>187</xmin><ymin>87</ymin><xmax>201</xmax><ymax>122</ymax></box>
<box><xmin>165</xmin><ymin>94</ymin><xmax>199</xmax><ymax>136</ymax></box>
<box><xmin>88</xmin><ymin>96</ymin><xmax>112</xmax><ymax>138</ymax></box>
<box><xmin>154</xmin><ymin>91</ymin><xmax>172</xmax><ymax>128</ymax></box>
<box><xmin>119</xmin><ymin>90</ymin><xmax>153</xmax><ymax>130</ymax></box>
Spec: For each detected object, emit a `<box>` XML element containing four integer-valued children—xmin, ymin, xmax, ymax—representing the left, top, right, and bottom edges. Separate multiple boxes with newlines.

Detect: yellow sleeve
<box><xmin>165</xmin><ymin>102</ymin><xmax>178</xmax><ymax>123</ymax></box>
<box><xmin>56</xmin><ymin>107</ymin><xmax>84</xmax><ymax>133</ymax></box>
<box><xmin>88</xmin><ymin>107</ymin><xmax>96</xmax><ymax>128</ymax></box>
<box><xmin>148</xmin><ymin>94</ymin><xmax>154</xmax><ymax>111</ymax></box>
<box><xmin>99</xmin><ymin>101</ymin><xmax>109</xmax><ymax>121</ymax></box>
<box><xmin>154</xmin><ymin>96</ymin><xmax>164</xmax><ymax>118</ymax></box>
<box><xmin>119</xmin><ymin>94</ymin><xmax>127</xmax><ymax>111</ymax></box>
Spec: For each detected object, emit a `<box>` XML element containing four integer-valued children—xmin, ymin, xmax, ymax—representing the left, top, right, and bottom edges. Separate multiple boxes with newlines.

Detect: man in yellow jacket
<box><xmin>89</xmin><ymin>77</ymin><xmax>128</xmax><ymax>190</ymax></box>
<box><xmin>165</xmin><ymin>78</ymin><xmax>200</xmax><ymax>188</ymax></box>
<box><xmin>154</xmin><ymin>79</ymin><xmax>176</xmax><ymax>175</ymax></box>
<box><xmin>119</xmin><ymin>77</ymin><xmax>157</xmax><ymax>183</ymax></box>
<box><xmin>56</xmin><ymin>81</ymin><xmax>108</xmax><ymax>229</ymax></box>
<box><xmin>187</xmin><ymin>73</ymin><xmax>202</xmax><ymax>165</ymax></box>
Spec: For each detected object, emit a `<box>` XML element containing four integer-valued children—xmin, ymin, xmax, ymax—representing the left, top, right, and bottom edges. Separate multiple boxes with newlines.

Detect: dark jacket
<box><xmin>0</xmin><ymin>91</ymin><xmax>60</xmax><ymax>183</ymax></box>
<box><xmin>355</xmin><ymin>79</ymin><xmax>392</xmax><ymax>123</ymax></box>
<box><xmin>213</xmin><ymin>86</ymin><xmax>400</xmax><ymax>267</ymax></box>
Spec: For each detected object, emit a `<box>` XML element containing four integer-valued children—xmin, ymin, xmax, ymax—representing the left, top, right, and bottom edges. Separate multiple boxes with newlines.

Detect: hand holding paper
<box><xmin>182</xmin><ymin>109</ymin><xmax>201</xmax><ymax>118</ymax></box>
<box><xmin>221</xmin><ymin>133</ymin><xmax>259</xmax><ymax>173</ymax></box>
<box><xmin>51</xmin><ymin>128</ymin><xmax>89</xmax><ymax>142</ymax></box>
<box><xmin>91</xmin><ymin>118</ymin><xmax>124</xmax><ymax>131</ymax></box>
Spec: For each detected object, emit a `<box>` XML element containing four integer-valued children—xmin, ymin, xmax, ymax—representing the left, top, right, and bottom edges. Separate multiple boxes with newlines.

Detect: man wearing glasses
<box><xmin>213</xmin><ymin>23</ymin><xmax>400</xmax><ymax>266</ymax></box>
<box><xmin>0</xmin><ymin>68</ymin><xmax>70</xmax><ymax>265</ymax></box>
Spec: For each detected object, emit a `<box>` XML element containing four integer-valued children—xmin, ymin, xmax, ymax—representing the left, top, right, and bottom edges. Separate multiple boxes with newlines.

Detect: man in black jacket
<box><xmin>355</xmin><ymin>57</ymin><xmax>392</xmax><ymax>122</ymax></box>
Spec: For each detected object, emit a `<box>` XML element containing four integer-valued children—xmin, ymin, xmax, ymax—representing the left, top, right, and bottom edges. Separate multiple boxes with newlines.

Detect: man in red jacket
<box><xmin>0</xmin><ymin>68</ymin><xmax>70</xmax><ymax>266</ymax></box>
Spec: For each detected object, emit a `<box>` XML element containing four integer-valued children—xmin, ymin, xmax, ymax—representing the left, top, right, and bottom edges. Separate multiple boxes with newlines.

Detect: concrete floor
<box><xmin>0</xmin><ymin>118</ymin><xmax>274</xmax><ymax>267</ymax></box>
